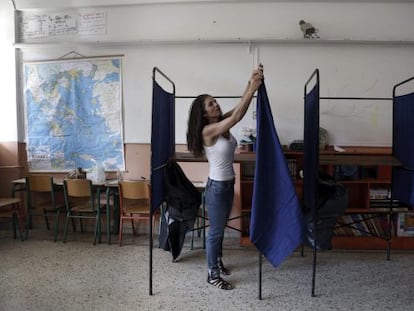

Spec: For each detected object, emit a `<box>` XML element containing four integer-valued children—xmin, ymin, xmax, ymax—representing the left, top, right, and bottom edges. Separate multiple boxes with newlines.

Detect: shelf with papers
<box><xmin>239</xmin><ymin>146</ymin><xmax>414</xmax><ymax>250</ymax></box>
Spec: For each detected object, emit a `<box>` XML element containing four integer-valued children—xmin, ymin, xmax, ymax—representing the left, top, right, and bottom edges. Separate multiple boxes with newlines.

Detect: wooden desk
<box><xmin>318</xmin><ymin>153</ymin><xmax>403</xmax><ymax>254</ymax></box>
<box><xmin>12</xmin><ymin>177</ymin><xmax>118</xmax><ymax>188</ymax></box>
<box><xmin>176</xmin><ymin>148</ymin><xmax>410</xmax><ymax>250</ymax></box>
<box><xmin>320</xmin><ymin>154</ymin><xmax>401</xmax><ymax>167</ymax></box>
<box><xmin>11</xmin><ymin>178</ymin><xmax>119</xmax><ymax>244</ymax></box>
<box><xmin>175</xmin><ymin>152</ymin><xmax>256</xmax><ymax>163</ymax></box>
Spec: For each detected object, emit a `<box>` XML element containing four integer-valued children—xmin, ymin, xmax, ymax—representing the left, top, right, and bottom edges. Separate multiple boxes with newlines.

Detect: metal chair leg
<box><xmin>93</xmin><ymin>214</ymin><xmax>98</xmax><ymax>246</ymax></box>
<box><xmin>131</xmin><ymin>218</ymin><xmax>136</xmax><ymax>235</ymax></box>
<box><xmin>63</xmin><ymin>213</ymin><xmax>70</xmax><ymax>243</ymax></box>
<box><xmin>43</xmin><ymin>210</ymin><xmax>50</xmax><ymax>230</ymax></box>
<box><xmin>54</xmin><ymin>211</ymin><xmax>61</xmax><ymax>242</ymax></box>
<box><xmin>119</xmin><ymin>218</ymin><xmax>123</xmax><ymax>246</ymax></box>
<box><xmin>12</xmin><ymin>213</ymin><xmax>17</xmax><ymax>239</ymax></box>
<box><xmin>80</xmin><ymin>215</ymin><xmax>84</xmax><ymax>232</ymax></box>
<box><xmin>25</xmin><ymin>211</ymin><xmax>30</xmax><ymax>241</ymax></box>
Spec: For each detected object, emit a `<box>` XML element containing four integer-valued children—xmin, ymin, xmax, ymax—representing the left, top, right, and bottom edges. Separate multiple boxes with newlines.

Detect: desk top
<box><xmin>319</xmin><ymin>155</ymin><xmax>401</xmax><ymax>166</ymax></box>
<box><xmin>0</xmin><ymin>197</ymin><xmax>21</xmax><ymax>207</ymax></box>
<box><xmin>12</xmin><ymin>178</ymin><xmax>119</xmax><ymax>187</ymax></box>
<box><xmin>175</xmin><ymin>152</ymin><xmax>401</xmax><ymax>166</ymax></box>
<box><xmin>175</xmin><ymin>152</ymin><xmax>256</xmax><ymax>163</ymax></box>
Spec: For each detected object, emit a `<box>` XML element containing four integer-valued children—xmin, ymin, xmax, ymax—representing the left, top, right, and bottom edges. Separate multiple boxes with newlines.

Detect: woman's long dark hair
<box><xmin>187</xmin><ymin>94</ymin><xmax>210</xmax><ymax>157</ymax></box>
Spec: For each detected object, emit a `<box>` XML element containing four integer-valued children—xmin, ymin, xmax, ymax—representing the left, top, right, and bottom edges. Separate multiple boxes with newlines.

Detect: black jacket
<box><xmin>159</xmin><ymin>160</ymin><xmax>201</xmax><ymax>260</ymax></box>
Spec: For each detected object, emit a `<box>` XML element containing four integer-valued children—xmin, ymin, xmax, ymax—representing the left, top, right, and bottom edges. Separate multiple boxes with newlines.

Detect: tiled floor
<box><xmin>1</xmin><ymin>228</ymin><xmax>414</xmax><ymax>311</ymax></box>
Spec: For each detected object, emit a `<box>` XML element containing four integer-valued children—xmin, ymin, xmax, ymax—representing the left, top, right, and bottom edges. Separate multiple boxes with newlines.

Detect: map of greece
<box><xmin>24</xmin><ymin>57</ymin><xmax>124</xmax><ymax>171</ymax></box>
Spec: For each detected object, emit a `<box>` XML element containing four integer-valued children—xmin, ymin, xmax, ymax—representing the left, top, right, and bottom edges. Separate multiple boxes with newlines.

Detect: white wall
<box><xmin>0</xmin><ymin>0</ymin><xmax>18</xmax><ymax>141</ymax></box>
<box><xmin>260</xmin><ymin>44</ymin><xmax>414</xmax><ymax>146</ymax></box>
<box><xmin>15</xmin><ymin>1</ymin><xmax>414</xmax><ymax>42</ymax></box>
<box><xmin>9</xmin><ymin>0</ymin><xmax>414</xmax><ymax>146</ymax></box>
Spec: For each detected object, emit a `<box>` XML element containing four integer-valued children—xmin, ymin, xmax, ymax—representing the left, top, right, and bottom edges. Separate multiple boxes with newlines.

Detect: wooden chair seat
<box><xmin>71</xmin><ymin>203</ymin><xmax>97</xmax><ymax>213</ymax></box>
<box><xmin>0</xmin><ymin>198</ymin><xmax>25</xmax><ymax>241</ymax></box>
<box><xmin>123</xmin><ymin>201</ymin><xmax>150</xmax><ymax>215</ymax></box>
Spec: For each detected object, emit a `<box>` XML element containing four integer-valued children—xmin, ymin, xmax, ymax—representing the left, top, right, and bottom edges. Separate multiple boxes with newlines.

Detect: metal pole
<box><xmin>258</xmin><ymin>252</ymin><xmax>262</xmax><ymax>300</ymax></box>
<box><xmin>149</xmin><ymin>209</ymin><xmax>153</xmax><ymax>295</ymax></box>
<box><xmin>320</xmin><ymin>96</ymin><xmax>392</xmax><ymax>101</ymax></box>
<box><xmin>311</xmin><ymin>245</ymin><xmax>317</xmax><ymax>297</ymax></box>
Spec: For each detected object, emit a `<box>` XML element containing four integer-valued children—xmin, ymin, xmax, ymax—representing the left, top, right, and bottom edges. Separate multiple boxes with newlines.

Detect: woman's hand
<box><xmin>248</xmin><ymin>64</ymin><xmax>264</xmax><ymax>93</ymax></box>
<box><xmin>201</xmin><ymin>64</ymin><xmax>264</xmax><ymax>143</ymax></box>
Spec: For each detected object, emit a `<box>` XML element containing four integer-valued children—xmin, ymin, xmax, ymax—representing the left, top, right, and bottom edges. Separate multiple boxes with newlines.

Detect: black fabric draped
<box><xmin>392</xmin><ymin>91</ymin><xmax>414</xmax><ymax>205</ymax></box>
<box><xmin>159</xmin><ymin>160</ymin><xmax>201</xmax><ymax>260</ymax></box>
<box><xmin>303</xmin><ymin>84</ymin><xmax>320</xmax><ymax>215</ymax></box>
<box><xmin>151</xmin><ymin>81</ymin><xmax>175</xmax><ymax>213</ymax></box>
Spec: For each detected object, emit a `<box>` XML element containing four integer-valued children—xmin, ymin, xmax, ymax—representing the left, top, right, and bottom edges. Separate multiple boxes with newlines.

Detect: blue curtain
<box><xmin>392</xmin><ymin>91</ymin><xmax>414</xmax><ymax>205</ymax></box>
<box><xmin>151</xmin><ymin>81</ymin><xmax>175</xmax><ymax>213</ymax></box>
<box><xmin>249</xmin><ymin>82</ymin><xmax>303</xmax><ymax>267</ymax></box>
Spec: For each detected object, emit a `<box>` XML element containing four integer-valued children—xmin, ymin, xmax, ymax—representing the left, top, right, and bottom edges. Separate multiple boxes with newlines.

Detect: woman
<box><xmin>186</xmin><ymin>65</ymin><xmax>264</xmax><ymax>290</ymax></box>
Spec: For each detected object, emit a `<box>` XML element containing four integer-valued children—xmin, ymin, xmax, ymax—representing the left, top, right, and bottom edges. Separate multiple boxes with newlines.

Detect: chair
<box><xmin>0</xmin><ymin>198</ymin><xmax>25</xmax><ymax>241</ymax></box>
<box><xmin>25</xmin><ymin>175</ymin><xmax>65</xmax><ymax>241</ymax></box>
<box><xmin>190</xmin><ymin>186</ymin><xmax>206</xmax><ymax>250</ymax></box>
<box><xmin>118</xmin><ymin>180</ymin><xmax>154</xmax><ymax>246</ymax></box>
<box><xmin>63</xmin><ymin>179</ymin><xmax>104</xmax><ymax>245</ymax></box>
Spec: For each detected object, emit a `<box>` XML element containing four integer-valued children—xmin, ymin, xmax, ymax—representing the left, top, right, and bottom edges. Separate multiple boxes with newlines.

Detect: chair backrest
<box><xmin>118</xmin><ymin>180</ymin><xmax>150</xmax><ymax>217</ymax></box>
<box><xmin>26</xmin><ymin>175</ymin><xmax>56</xmax><ymax>207</ymax></box>
<box><xmin>64</xmin><ymin>179</ymin><xmax>93</xmax><ymax>198</ymax></box>
<box><xmin>26</xmin><ymin>175</ymin><xmax>54</xmax><ymax>192</ymax></box>
<box><xmin>119</xmin><ymin>180</ymin><xmax>150</xmax><ymax>201</ymax></box>
<box><xmin>63</xmin><ymin>179</ymin><xmax>95</xmax><ymax>211</ymax></box>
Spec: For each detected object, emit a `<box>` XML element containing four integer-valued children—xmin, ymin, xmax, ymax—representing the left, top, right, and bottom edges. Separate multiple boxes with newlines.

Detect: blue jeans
<box><xmin>205</xmin><ymin>178</ymin><xmax>234</xmax><ymax>272</ymax></box>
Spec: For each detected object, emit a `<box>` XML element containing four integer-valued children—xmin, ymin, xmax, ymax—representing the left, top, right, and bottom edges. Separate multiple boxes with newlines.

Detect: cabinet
<box><xmin>239</xmin><ymin>146</ymin><xmax>414</xmax><ymax>250</ymax></box>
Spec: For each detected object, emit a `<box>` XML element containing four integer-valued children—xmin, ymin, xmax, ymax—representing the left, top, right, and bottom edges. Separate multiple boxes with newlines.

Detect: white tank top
<box><xmin>204</xmin><ymin>134</ymin><xmax>237</xmax><ymax>181</ymax></box>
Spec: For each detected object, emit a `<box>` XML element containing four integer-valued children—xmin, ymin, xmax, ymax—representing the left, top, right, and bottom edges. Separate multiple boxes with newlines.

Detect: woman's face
<box><xmin>203</xmin><ymin>96</ymin><xmax>222</xmax><ymax>121</ymax></box>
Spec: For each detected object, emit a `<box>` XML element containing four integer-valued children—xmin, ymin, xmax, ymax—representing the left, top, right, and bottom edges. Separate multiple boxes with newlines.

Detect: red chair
<box><xmin>118</xmin><ymin>180</ymin><xmax>155</xmax><ymax>246</ymax></box>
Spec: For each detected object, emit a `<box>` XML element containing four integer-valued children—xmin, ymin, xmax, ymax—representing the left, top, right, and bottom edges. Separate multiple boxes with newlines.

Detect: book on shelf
<box><xmin>397</xmin><ymin>212</ymin><xmax>414</xmax><ymax>237</ymax></box>
<box><xmin>334</xmin><ymin>213</ymin><xmax>397</xmax><ymax>237</ymax></box>
<box><xmin>369</xmin><ymin>189</ymin><xmax>402</xmax><ymax>209</ymax></box>
<box><xmin>369</xmin><ymin>206</ymin><xmax>408</xmax><ymax>212</ymax></box>
<box><xmin>287</xmin><ymin>159</ymin><xmax>297</xmax><ymax>180</ymax></box>
<box><xmin>369</xmin><ymin>199</ymin><xmax>400</xmax><ymax>208</ymax></box>
<box><xmin>334</xmin><ymin>215</ymin><xmax>366</xmax><ymax>236</ymax></box>
<box><xmin>369</xmin><ymin>188</ymin><xmax>390</xmax><ymax>200</ymax></box>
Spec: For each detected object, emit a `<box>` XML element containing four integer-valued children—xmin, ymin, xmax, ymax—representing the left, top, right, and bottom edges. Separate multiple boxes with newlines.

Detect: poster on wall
<box><xmin>23</xmin><ymin>56</ymin><xmax>124</xmax><ymax>172</ymax></box>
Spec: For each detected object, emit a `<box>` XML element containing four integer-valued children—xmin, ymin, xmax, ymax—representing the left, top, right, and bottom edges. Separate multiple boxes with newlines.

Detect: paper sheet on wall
<box><xmin>19</xmin><ymin>11</ymin><xmax>106</xmax><ymax>40</ymax></box>
<box><xmin>78</xmin><ymin>12</ymin><xmax>106</xmax><ymax>35</ymax></box>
